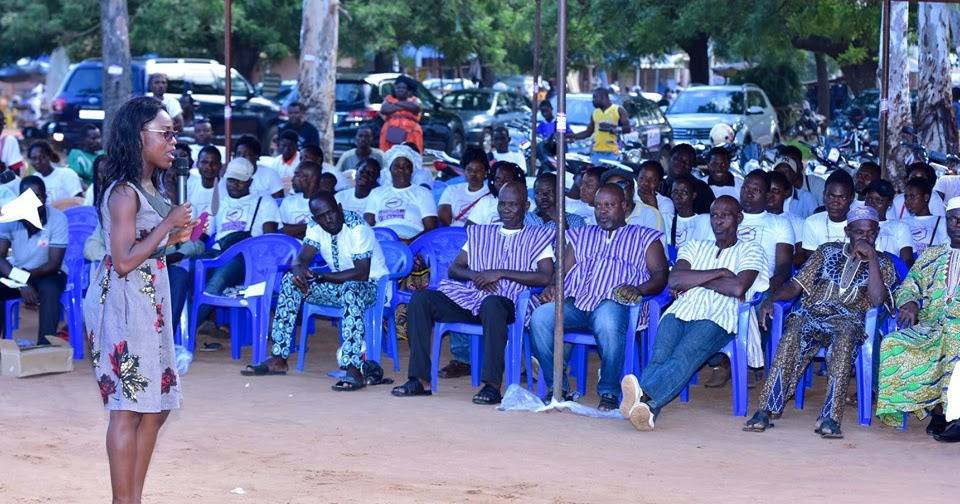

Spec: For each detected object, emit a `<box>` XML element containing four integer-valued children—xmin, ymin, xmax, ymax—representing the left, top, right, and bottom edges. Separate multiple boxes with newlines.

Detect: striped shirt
<box><xmin>665</xmin><ymin>239</ymin><xmax>765</xmax><ymax>334</ymax></box>
<box><xmin>524</xmin><ymin>211</ymin><xmax>587</xmax><ymax>230</ymax></box>
<box><xmin>438</xmin><ymin>225</ymin><xmax>555</xmax><ymax>315</ymax></box>
<box><xmin>564</xmin><ymin>225</ymin><xmax>663</xmax><ymax>312</ymax></box>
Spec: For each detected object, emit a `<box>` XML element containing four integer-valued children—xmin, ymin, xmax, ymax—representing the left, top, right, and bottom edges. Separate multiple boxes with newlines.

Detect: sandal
<box><xmin>742</xmin><ymin>411</ymin><xmax>774</xmax><ymax>432</ymax></box>
<box><xmin>598</xmin><ymin>393</ymin><xmax>619</xmax><ymax>412</ymax></box>
<box><xmin>331</xmin><ymin>374</ymin><xmax>366</xmax><ymax>392</ymax></box>
<box><xmin>240</xmin><ymin>360</ymin><xmax>287</xmax><ymax>376</ymax></box>
<box><xmin>472</xmin><ymin>384</ymin><xmax>503</xmax><ymax>405</ymax></box>
<box><xmin>815</xmin><ymin>419</ymin><xmax>844</xmax><ymax>439</ymax></box>
<box><xmin>199</xmin><ymin>342</ymin><xmax>223</xmax><ymax>352</ymax></box>
<box><xmin>391</xmin><ymin>378</ymin><xmax>432</xmax><ymax>397</ymax></box>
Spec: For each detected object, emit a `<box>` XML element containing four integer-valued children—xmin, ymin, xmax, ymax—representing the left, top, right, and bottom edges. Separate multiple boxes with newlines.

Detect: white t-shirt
<box><xmin>667</xmin><ymin>213</ymin><xmax>711</xmax><ymax>250</ymax></box>
<box><xmin>934</xmin><ymin>175</ymin><xmax>960</xmax><ymax>202</ymax></box>
<box><xmin>439</xmin><ymin>183</ymin><xmax>493</xmax><ymax>227</ymax></box>
<box><xmin>656</xmin><ymin>194</ymin><xmax>675</xmax><ymax>221</ymax></box>
<box><xmin>773</xmin><ymin>211</ymin><xmax>805</xmax><ymax>246</ymax></box>
<box><xmin>212</xmin><ymin>194</ymin><xmax>280</xmax><ymax>243</ymax></box>
<box><xmin>270</xmin><ymin>153</ymin><xmax>300</xmax><ymax>180</ymax></box>
<box><xmin>37</xmin><ymin>167</ymin><xmax>83</xmax><ymax>202</ymax></box>
<box><xmin>279</xmin><ymin>195</ymin><xmax>312</xmax><ymax>227</ymax></box>
<box><xmin>565</xmin><ymin>196</ymin><xmax>596</xmax><ymax>225</ymax></box>
<box><xmin>802</xmin><ymin>212</ymin><xmax>848</xmax><ymax>251</ymax></box>
<box><xmin>187</xmin><ymin>177</ymin><xmax>219</xmax><ymax>217</ymax></box>
<box><xmin>0</xmin><ymin>135</ymin><xmax>23</xmax><ymax>172</ymax></box>
<box><xmin>876</xmin><ymin>219</ymin><xmax>913</xmax><ymax>257</ymax></box>
<box><xmin>304</xmin><ymin>217</ymin><xmax>388</xmax><ymax>281</ymax></box>
<box><xmin>160</xmin><ymin>95</ymin><xmax>182</xmax><ymax>118</ymax></box>
<box><xmin>364</xmin><ymin>185</ymin><xmax>437</xmax><ymax>239</ymax></box>
<box><xmin>902</xmin><ymin>214</ymin><xmax>950</xmax><ymax>255</ymax></box>
<box><xmin>335</xmin><ymin>189</ymin><xmax>371</xmax><ymax>215</ymax></box>
<box><xmin>732</xmin><ymin>212</ymin><xmax>794</xmax><ymax>284</ymax></box>
<box><xmin>627</xmin><ymin>203</ymin><xmax>664</xmax><ymax>232</ymax></box>
<box><xmin>379</xmin><ymin>168</ymin><xmax>434</xmax><ymax>190</ymax></box>
<box><xmin>492</xmin><ymin>151</ymin><xmax>528</xmax><ymax>171</ymax></box>
<box><xmin>467</xmin><ymin>196</ymin><xmax>501</xmax><ymax>225</ymax></box>
<box><xmin>461</xmin><ymin>226</ymin><xmax>556</xmax><ymax>266</ymax></box>
<box><xmin>218</xmin><ymin>167</ymin><xmax>284</xmax><ymax>200</ymax></box>
<box><xmin>708</xmin><ymin>176</ymin><xmax>743</xmax><ymax>201</ymax></box>
<box><xmin>892</xmin><ymin>192</ymin><xmax>945</xmax><ymax>219</ymax></box>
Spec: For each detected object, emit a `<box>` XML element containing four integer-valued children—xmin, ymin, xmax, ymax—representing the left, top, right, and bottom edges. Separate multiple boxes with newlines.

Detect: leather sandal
<box><xmin>471</xmin><ymin>384</ymin><xmax>503</xmax><ymax>405</ymax></box>
<box><xmin>391</xmin><ymin>379</ymin><xmax>432</xmax><ymax>397</ymax></box>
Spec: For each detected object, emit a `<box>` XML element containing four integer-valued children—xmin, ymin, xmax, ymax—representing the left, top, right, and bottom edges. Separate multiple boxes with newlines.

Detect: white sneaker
<box><xmin>619</xmin><ymin>374</ymin><xmax>642</xmax><ymax>418</ymax></box>
<box><xmin>628</xmin><ymin>402</ymin><xmax>655</xmax><ymax>432</ymax></box>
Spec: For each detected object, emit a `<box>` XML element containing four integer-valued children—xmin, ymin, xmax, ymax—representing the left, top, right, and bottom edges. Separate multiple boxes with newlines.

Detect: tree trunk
<box><xmin>99</xmin><ymin>0</ymin><xmax>132</xmax><ymax>143</ymax></box>
<box><xmin>840</xmin><ymin>60</ymin><xmax>879</xmax><ymax>96</ymax></box>
<box><xmin>815</xmin><ymin>52</ymin><xmax>829</xmax><ymax>118</ymax></box>
<box><xmin>916</xmin><ymin>2</ymin><xmax>959</xmax><ymax>155</ymax></box>
<box><xmin>681</xmin><ymin>34</ymin><xmax>710</xmax><ymax>85</ymax></box>
<box><xmin>298</xmin><ymin>0</ymin><xmax>338</xmax><ymax>164</ymax></box>
<box><xmin>880</xmin><ymin>2</ymin><xmax>912</xmax><ymax>187</ymax></box>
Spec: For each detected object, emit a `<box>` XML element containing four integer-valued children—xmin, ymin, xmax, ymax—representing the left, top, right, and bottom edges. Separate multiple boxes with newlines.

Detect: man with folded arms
<box><xmin>391</xmin><ymin>182</ymin><xmax>554</xmax><ymax>405</ymax></box>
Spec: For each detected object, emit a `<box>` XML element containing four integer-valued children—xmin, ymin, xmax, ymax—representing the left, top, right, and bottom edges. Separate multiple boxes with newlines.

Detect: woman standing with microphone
<box><xmin>84</xmin><ymin>96</ymin><xmax>197</xmax><ymax>504</ymax></box>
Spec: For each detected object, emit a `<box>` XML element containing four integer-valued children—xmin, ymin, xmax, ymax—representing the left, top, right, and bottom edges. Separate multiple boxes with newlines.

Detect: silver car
<box><xmin>441</xmin><ymin>89</ymin><xmax>532</xmax><ymax>150</ymax></box>
<box><xmin>666</xmin><ymin>84</ymin><xmax>780</xmax><ymax>148</ymax></box>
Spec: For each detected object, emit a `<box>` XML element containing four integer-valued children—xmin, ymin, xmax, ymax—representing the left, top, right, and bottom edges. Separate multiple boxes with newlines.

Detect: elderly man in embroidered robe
<box><xmin>529</xmin><ymin>183</ymin><xmax>669</xmax><ymax>412</ymax></box>
<box><xmin>391</xmin><ymin>182</ymin><xmax>554</xmax><ymax>405</ymax></box>
<box><xmin>744</xmin><ymin>205</ymin><xmax>896</xmax><ymax>439</ymax></box>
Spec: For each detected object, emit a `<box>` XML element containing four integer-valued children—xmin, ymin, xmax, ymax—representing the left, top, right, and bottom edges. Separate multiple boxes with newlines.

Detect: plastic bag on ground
<box><xmin>497</xmin><ymin>384</ymin><xmax>624</xmax><ymax>420</ymax></box>
<box><xmin>175</xmin><ymin>344</ymin><xmax>193</xmax><ymax>375</ymax></box>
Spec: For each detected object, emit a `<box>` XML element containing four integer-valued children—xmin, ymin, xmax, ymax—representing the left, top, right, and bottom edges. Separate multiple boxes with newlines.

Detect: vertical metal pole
<box><xmin>224</xmin><ymin>0</ymin><xmax>233</xmax><ymax>164</ymax></box>
<box><xmin>878</xmin><ymin>0</ymin><xmax>891</xmax><ymax>177</ymax></box>
<box><xmin>530</xmin><ymin>0</ymin><xmax>541</xmax><ymax>176</ymax></box>
<box><xmin>552</xmin><ymin>0</ymin><xmax>567</xmax><ymax>403</ymax></box>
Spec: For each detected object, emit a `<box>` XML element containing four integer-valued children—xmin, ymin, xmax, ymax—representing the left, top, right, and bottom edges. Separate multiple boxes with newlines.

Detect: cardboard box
<box><xmin>0</xmin><ymin>337</ymin><xmax>75</xmax><ymax>378</ymax></box>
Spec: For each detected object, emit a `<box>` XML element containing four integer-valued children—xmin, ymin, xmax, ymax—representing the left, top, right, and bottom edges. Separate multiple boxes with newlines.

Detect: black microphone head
<box><xmin>174</xmin><ymin>156</ymin><xmax>191</xmax><ymax>176</ymax></box>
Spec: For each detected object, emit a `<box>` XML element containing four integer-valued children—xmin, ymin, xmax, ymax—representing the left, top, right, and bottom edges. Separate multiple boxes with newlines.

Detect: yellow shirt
<box><xmin>591</xmin><ymin>105</ymin><xmax>620</xmax><ymax>154</ymax></box>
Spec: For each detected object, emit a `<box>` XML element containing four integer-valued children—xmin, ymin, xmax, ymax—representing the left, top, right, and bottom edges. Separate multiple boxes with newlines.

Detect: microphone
<box><xmin>174</xmin><ymin>157</ymin><xmax>190</xmax><ymax>206</ymax></box>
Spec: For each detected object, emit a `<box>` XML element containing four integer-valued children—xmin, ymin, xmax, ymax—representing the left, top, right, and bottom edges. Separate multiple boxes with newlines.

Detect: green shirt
<box><xmin>67</xmin><ymin>148</ymin><xmax>102</xmax><ymax>186</ymax></box>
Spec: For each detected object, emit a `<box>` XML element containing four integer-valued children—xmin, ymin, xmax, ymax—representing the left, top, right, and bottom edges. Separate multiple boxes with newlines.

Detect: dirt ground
<box><xmin>1</xmin><ymin>313</ymin><xmax>958</xmax><ymax>504</ymax></box>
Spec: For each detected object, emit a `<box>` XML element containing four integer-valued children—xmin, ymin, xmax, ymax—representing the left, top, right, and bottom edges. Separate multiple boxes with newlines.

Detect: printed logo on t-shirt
<box><xmin>222</xmin><ymin>207</ymin><xmax>249</xmax><ymax>232</ymax></box>
<box><xmin>910</xmin><ymin>226</ymin><xmax>928</xmax><ymax>242</ymax></box>
<box><xmin>738</xmin><ymin>226</ymin><xmax>758</xmax><ymax>242</ymax></box>
<box><xmin>292</xmin><ymin>211</ymin><xmax>310</xmax><ymax>225</ymax></box>
<box><xmin>378</xmin><ymin>197</ymin><xmax>406</xmax><ymax>221</ymax></box>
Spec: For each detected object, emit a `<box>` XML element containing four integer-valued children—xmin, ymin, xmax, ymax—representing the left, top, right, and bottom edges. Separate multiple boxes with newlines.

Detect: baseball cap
<box><xmin>223</xmin><ymin>158</ymin><xmax>254</xmax><ymax>182</ymax></box>
<box><xmin>773</xmin><ymin>156</ymin><xmax>798</xmax><ymax>175</ymax></box>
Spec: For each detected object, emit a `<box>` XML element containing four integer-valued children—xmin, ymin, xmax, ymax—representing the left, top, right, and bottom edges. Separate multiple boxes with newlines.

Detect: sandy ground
<box><xmin>2</xmin><ymin>312</ymin><xmax>959</xmax><ymax>504</ymax></box>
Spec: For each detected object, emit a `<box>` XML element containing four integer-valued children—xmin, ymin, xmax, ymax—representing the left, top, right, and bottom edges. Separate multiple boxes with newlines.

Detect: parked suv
<box><xmin>281</xmin><ymin>73</ymin><xmax>466</xmax><ymax>160</ymax></box>
<box><xmin>440</xmin><ymin>89</ymin><xmax>532</xmax><ymax>150</ymax></box>
<box><xmin>665</xmin><ymin>84</ymin><xmax>780</xmax><ymax>148</ymax></box>
<box><xmin>50</xmin><ymin>58</ymin><xmax>281</xmax><ymax>152</ymax></box>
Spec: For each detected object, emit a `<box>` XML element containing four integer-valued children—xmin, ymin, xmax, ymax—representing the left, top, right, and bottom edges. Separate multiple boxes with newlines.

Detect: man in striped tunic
<box><xmin>529</xmin><ymin>184</ymin><xmax>669</xmax><ymax>412</ymax></box>
<box><xmin>391</xmin><ymin>182</ymin><xmax>555</xmax><ymax>404</ymax></box>
<box><xmin>621</xmin><ymin>196</ymin><xmax>764</xmax><ymax>431</ymax></box>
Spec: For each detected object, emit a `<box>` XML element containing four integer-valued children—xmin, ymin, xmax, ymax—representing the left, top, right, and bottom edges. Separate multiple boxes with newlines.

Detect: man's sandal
<box><xmin>742</xmin><ymin>411</ymin><xmax>774</xmax><ymax>432</ymax></box>
<box><xmin>391</xmin><ymin>379</ymin><xmax>432</xmax><ymax>397</ymax></box>
<box><xmin>816</xmin><ymin>419</ymin><xmax>843</xmax><ymax>439</ymax></box>
<box><xmin>331</xmin><ymin>374</ymin><xmax>366</xmax><ymax>392</ymax></box>
<box><xmin>240</xmin><ymin>362</ymin><xmax>287</xmax><ymax>376</ymax></box>
<box><xmin>471</xmin><ymin>384</ymin><xmax>503</xmax><ymax>405</ymax></box>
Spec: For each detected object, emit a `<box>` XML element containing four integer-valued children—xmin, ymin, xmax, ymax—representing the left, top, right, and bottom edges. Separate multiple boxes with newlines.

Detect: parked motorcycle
<box><xmin>900</xmin><ymin>127</ymin><xmax>960</xmax><ymax>176</ymax></box>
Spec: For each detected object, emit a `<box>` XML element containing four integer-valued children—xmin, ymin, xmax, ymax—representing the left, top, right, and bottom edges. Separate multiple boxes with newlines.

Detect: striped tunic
<box><xmin>664</xmin><ymin>239</ymin><xmax>765</xmax><ymax>334</ymax></box>
<box><xmin>564</xmin><ymin>225</ymin><xmax>663</xmax><ymax>312</ymax></box>
<box><xmin>438</xmin><ymin>225</ymin><xmax>555</xmax><ymax>315</ymax></box>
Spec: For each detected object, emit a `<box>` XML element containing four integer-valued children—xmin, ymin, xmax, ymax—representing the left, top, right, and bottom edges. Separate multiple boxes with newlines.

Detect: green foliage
<box><xmin>0</xmin><ymin>0</ymin><xmax>100</xmax><ymax>64</ymax></box>
<box><xmin>730</xmin><ymin>60</ymin><xmax>805</xmax><ymax>108</ymax></box>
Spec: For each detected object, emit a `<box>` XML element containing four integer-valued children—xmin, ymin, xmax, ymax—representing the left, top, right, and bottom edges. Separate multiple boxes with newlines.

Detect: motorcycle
<box><xmin>786</xmin><ymin>102</ymin><xmax>825</xmax><ymax>142</ymax></box>
<box><xmin>799</xmin><ymin>137</ymin><xmax>858</xmax><ymax>206</ymax></box>
<box><xmin>900</xmin><ymin>127</ymin><xmax>960</xmax><ymax>176</ymax></box>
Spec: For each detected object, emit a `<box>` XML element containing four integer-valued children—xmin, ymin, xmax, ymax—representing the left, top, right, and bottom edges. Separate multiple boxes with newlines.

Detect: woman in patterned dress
<box><xmin>84</xmin><ymin>96</ymin><xmax>196</xmax><ymax>503</ymax></box>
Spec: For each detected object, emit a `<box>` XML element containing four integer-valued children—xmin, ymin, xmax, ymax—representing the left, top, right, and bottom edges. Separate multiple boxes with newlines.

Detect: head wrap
<box><xmin>381</xmin><ymin>144</ymin><xmax>425</xmax><ymax>188</ymax></box>
<box><xmin>846</xmin><ymin>205</ymin><xmax>879</xmax><ymax>225</ymax></box>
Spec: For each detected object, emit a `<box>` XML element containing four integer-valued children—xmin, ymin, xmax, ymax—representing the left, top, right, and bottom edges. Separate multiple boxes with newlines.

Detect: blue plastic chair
<box><xmin>432</xmin><ymin>180</ymin><xmax>448</xmax><ymax>205</ymax></box>
<box><xmin>668</xmin><ymin>292</ymin><xmax>763</xmax><ymax>416</ymax></box>
<box><xmin>373</xmin><ymin>227</ymin><xmax>399</xmax><ymax>242</ymax></box>
<box><xmin>666</xmin><ymin>245</ymin><xmax>678</xmax><ymax>266</ymax></box>
<box><xmin>188</xmin><ymin>234</ymin><xmax>300</xmax><ymax>362</ymax></box>
<box><xmin>295</xmin><ymin>240</ymin><xmax>414</xmax><ymax>372</ymax></box>
<box><xmin>63</xmin><ymin>205</ymin><xmax>99</xmax><ymax>227</ymax></box>
<box><xmin>395</xmin><ymin>228</ymin><xmax>468</xmax><ymax>307</ymax></box>
<box><xmin>5</xmin><ymin>222</ymin><xmax>95</xmax><ymax>360</ymax></box>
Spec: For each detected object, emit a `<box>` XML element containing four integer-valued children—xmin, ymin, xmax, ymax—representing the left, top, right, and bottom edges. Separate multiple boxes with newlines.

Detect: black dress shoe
<box><xmin>926</xmin><ymin>414</ymin><xmax>947</xmax><ymax>436</ymax></box>
<box><xmin>933</xmin><ymin>421</ymin><xmax>960</xmax><ymax>443</ymax></box>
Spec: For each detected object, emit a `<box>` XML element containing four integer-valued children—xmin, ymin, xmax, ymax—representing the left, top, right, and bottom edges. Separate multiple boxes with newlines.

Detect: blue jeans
<box><xmin>167</xmin><ymin>264</ymin><xmax>191</xmax><ymax>333</ymax></box>
<box><xmin>590</xmin><ymin>151</ymin><xmax>619</xmax><ymax>166</ymax></box>
<box><xmin>529</xmin><ymin>298</ymin><xmax>629</xmax><ymax>397</ymax></box>
<box><xmin>640</xmin><ymin>315</ymin><xmax>733</xmax><ymax>415</ymax></box>
<box><xmin>450</xmin><ymin>333</ymin><xmax>471</xmax><ymax>363</ymax></box>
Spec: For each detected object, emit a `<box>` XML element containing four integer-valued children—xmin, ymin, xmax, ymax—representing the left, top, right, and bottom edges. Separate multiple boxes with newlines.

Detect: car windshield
<box><xmin>336</xmin><ymin>82</ymin><xmax>366</xmax><ymax>104</ymax></box>
<box><xmin>441</xmin><ymin>91</ymin><xmax>494</xmax><ymax>111</ymax></box>
<box><xmin>62</xmin><ymin>66</ymin><xmax>146</xmax><ymax>97</ymax></box>
<box><xmin>668</xmin><ymin>89</ymin><xmax>744</xmax><ymax>115</ymax></box>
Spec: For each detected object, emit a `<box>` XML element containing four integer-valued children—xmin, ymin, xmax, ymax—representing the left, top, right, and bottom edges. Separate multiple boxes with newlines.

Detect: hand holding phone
<box><xmin>190</xmin><ymin>212</ymin><xmax>209</xmax><ymax>242</ymax></box>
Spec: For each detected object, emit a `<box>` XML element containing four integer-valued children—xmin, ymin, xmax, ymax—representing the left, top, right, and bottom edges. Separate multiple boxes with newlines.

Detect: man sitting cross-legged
<box><xmin>744</xmin><ymin>205</ymin><xmax>896</xmax><ymax>439</ymax></box>
<box><xmin>529</xmin><ymin>183</ymin><xmax>668</xmax><ymax>411</ymax></box>
<box><xmin>391</xmin><ymin>181</ymin><xmax>554</xmax><ymax>404</ymax></box>
<box><xmin>241</xmin><ymin>192</ymin><xmax>389</xmax><ymax>392</ymax></box>
<box><xmin>620</xmin><ymin>196</ymin><xmax>764</xmax><ymax>431</ymax></box>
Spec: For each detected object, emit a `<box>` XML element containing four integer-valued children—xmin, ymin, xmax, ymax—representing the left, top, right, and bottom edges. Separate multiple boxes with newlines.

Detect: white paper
<box><xmin>242</xmin><ymin>281</ymin><xmax>266</xmax><ymax>298</ymax></box>
<box><xmin>8</xmin><ymin>267</ymin><xmax>30</xmax><ymax>284</ymax></box>
<box><xmin>0</xmin><ymin>277</ymin><xmax>28</xmax><ymax>289</ymax></box>
<box><xmin>0</xmin><ymin>189</ymin><xmax>43</xmax><ymax>229</ymax></box>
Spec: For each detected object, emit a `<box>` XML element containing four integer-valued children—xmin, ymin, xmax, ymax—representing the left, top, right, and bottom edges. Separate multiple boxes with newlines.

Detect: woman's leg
<box><xmin>106</xmin><ymin>411</ymin><xmax>142</xmax><ymax>504</ymax></box>
<box><xmin>132</xmin><ymin>410</ymin><xmax>171</xmax><ymax>502</ymax></box>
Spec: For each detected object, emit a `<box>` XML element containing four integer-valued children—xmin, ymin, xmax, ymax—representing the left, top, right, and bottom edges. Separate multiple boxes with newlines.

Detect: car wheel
<box><xmin>481</xmin><ymin>128</ymin><xmax>493</xmax><ymax>153</ymax></box>
<box><xmin>446</xmin><ymin>131</ymin><xmax>465</xmax><ymax>159</ymax></box>
<box><xmin>261</xmin><ymin>124</ymin><xmax>280</xmax><ymax>156</ymax></box>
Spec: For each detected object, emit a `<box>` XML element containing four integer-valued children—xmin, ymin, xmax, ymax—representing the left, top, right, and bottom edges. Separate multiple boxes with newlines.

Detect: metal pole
<box><xmin>529</xmin><ymin>0</ymin><xmax>541</xmax><ymax>176</ymax></box>
<box><xmin>878</xmin><ymin>0</ymin><xmax>891</xmax><ymax>178</ymax></box>
<box><xmin>552</xmin><ymin>0</ymin><xmax>567</xmax><ymax>404</ymax></box>
<box><xmin>224</xmin><ymin>0</ymin><xmax>233</xmax><ymax>164</ymax></box>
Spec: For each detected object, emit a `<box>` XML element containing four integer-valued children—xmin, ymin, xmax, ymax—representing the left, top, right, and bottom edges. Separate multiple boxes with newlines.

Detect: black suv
<box><xmin>281</xmin><ymin>73</ymin><xmax>466</xmax><ymax>159</ymax></box>
<box><xmin>50</xmin><ymin>58</ymin><xmax>281</xmax><ymax>152</ymax></box>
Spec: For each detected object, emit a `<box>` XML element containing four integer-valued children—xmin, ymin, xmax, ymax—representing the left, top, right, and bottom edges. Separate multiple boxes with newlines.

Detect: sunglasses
<box><xmin>143</xmin><ymin>129</ymin><xmax>177</xmax><ymax>142</ymax></box>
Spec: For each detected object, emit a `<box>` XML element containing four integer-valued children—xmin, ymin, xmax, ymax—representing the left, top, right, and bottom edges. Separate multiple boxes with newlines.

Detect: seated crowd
<box><xmin>5</xmin><ymin>111</ymin><xmax>960</xmax><ymax>444</ymax></box>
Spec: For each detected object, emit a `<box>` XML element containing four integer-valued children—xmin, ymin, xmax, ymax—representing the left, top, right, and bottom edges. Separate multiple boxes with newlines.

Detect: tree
<box><xmin>99</xmin><ymin>0</ymin><xmax>131</xmax><ymax>142</ymax></box>
<box><xmin>916</xmin><ymin>2</ymin><xmax>958</xmax><ymax>155</ymax></box>
<box><xmin>299</xmin><ymin>0</ymin><xmax>339</xmax><ymax>163</ymax></box>
<box><xmin>881</xmin><ymin>2</ymin><xmax>912</xmax><ymax>187</ymax></box>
